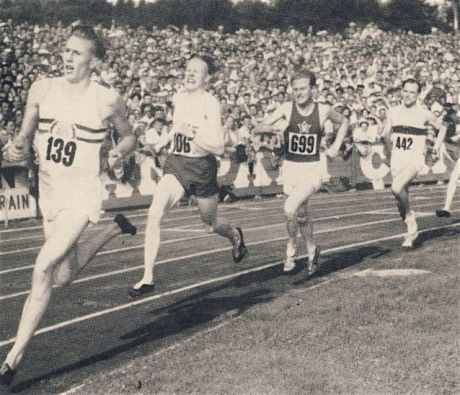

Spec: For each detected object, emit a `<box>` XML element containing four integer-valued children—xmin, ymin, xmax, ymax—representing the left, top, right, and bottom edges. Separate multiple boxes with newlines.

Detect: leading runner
<box><xmin>0</xmin><ymin>25</ymin><xmax>137</xmax><ymax>385</ymax></box>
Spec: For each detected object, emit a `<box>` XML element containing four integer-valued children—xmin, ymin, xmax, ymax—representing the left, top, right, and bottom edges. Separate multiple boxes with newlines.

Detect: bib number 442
<box><xmin>395</xmin><ymin>136</ymin><xmax>413</xmax><ymax>151</ymax></box>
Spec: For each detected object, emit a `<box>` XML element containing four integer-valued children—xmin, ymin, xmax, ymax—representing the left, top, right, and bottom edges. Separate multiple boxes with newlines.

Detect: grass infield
<box><xmin>65</xmin><ymin>226</ymin><xmax>460</xmax><ymax>395</ymax></box>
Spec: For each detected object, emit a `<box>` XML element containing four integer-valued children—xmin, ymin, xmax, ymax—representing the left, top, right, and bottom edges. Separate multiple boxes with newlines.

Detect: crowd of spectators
<box><xmin>0</xmin><ymin>19</ymin><xmax>459</xmax><ymax>174</ymax></box>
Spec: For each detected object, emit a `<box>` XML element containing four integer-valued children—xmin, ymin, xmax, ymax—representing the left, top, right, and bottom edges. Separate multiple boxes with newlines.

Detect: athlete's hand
<box><xmin>326</xmin><ymin>146</ymin><xmax>339</xmax><ymax>159</ymax></box>
<box><xmin>178</xmin><ymin>124</ymin><xmax>197</xmax><ymax>140</ymax></box>
<box><xmin>108</xmin><ymin>148</ymin><xmax>123</xmax><ymax>169</ymax></box>
<box><xmin>253</xmin><ymin>124</ymin><xmax>276</xmax><ymax>135</ymax></box>
<box><xmin>2</xmin><ymin>135</ymin><xmax>28</xmax><ymax>163</ymax></box>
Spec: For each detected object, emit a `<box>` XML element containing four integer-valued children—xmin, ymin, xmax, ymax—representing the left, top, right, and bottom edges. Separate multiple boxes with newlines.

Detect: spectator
<box><xmin>0</xmin><ymin>19</ymin><xmax>457</xmax><ymax>186</ymax></box>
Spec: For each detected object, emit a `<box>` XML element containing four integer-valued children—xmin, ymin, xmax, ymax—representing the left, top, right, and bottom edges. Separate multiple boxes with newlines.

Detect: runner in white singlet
<box><xmin>1</xmin><ymin>26</ymin><xmax>137</xmax><ymax>385</ymax></box>
<box><xmin>383</xmin><ymin>79</ymin><xmax>446</xmax><ymax>248</ymax></box>
<box><xmin>129</xmin><ymin>55</ymin><xmax>247</xmax><ymax>298</ymax></box>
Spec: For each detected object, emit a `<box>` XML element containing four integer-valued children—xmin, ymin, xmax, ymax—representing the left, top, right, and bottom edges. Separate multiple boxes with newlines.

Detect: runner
<box><xmin>0</xmin><ymin>25</ymin><xmax>137</xmax><ymax>385</ymax></box>
<box><xmin>436</xmin><ymin>111</ymin><xmax>459</xmax><ymax>217</ymax></box>
<box><xmin>128</xmin><ymin>55</ymin><xmax>247</xmax><ymax>297</ymax></box>
<box><xmin>383</xmin><ymin>79</ymin><xmax>446</xmax><ymax>247</ymax></box>
<box><xmin>254</xmin><ymin>70</ymin><xmax>349</xmax><ymax>274</ymax></box>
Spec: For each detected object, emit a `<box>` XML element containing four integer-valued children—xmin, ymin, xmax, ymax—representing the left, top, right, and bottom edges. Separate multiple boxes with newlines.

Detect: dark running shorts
<box><xmin>163</xmin><ymin>154</ymin><xmax>219</xmax><ymax>198</ymax></box>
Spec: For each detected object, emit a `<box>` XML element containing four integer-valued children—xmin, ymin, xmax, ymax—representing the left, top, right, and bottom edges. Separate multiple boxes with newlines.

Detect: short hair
<box><xmin>401</xmin><ymin>78</ymin><xmax>421</xmax><ymax>93</ymax></box>
<box><xmin>70</xmin><ymin>25</ymin><xmax>106</xmax><ymax>60</ymax></box>
<box><xmin>290</xmin><ymin>69</ymin><xmax>316</xmax><ymax>87</ymax></box>
<box><xmin>191</xmin><ymin>54</ymin><xmax>217</xmax><ymax>75</ymax></box>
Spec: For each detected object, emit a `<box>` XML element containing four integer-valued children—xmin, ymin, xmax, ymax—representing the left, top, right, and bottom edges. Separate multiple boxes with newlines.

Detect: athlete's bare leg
<box><xmin>284</xmin><ymin>183</ymin><xmax>317</xmax><ymax>256</ymax></box>
<box><xmin>196</xmin><ymin>194</ymin><xmax>247</xmax><ymax>262</ymax></box>
<box><xmin>442</xmin><ymin>160</ymin><xmax>459</xmax><ymax>212</ymax></box>
<box><xmin>3</xmin><ymin>212</ymin><xmax>89</xmax><ymax>370</ymax></box>
<box><xmin>196</xmin><ymin>194</ymin><xmax>235</xmax><ymax>240</ymax></box>
<box><xmin>283</xmin><ymin>182</ymin><xmax>318</xmax><ymax>272</ymax></box>
<box><xmin>391</xmin><ymin>166</ymin><xmax>418</xmax><ymax>220</ymax></box>
<box><xmin>391</xmin><ymin>166</ymin><xmax>419</xmax><ymax>246</ymax></box>
<box><xmin>53</xmin><ymin>220</ymin><xmax>123</xmax><ymax>286</ymax></box>
<box><xmin>133</xmin><ymin>174</ymin><xmax>185</xmax><ymax>289</ymax></box>
<box><xmin>297</xmin><ymin>201</ymin><xmax>316</xmax><ymax>258</ymax></box>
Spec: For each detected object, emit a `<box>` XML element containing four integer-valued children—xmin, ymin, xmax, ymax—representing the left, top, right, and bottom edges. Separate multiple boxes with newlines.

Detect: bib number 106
<box><xmin>174</xmin><ymin>134</ymin><xmax>191</xmax><ymax>153</ymax></box>
<box><xmin>45</xmin><ymin>137</ymin><xmax>77</xmax><ymax>166</ymax></box>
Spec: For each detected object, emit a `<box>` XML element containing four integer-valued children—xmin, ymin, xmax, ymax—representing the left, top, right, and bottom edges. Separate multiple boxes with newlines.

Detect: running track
<box><xmin>0</xmin><ymin>185</ymin><xmax>459</xmax><ymax>393</ymax></box>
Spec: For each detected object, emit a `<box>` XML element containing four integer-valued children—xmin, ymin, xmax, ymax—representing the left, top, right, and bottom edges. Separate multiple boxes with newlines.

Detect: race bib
<box><xmin>392</xmin><ymin>133</ymin><xmax>425</xmax><ymax>156</ymax></box>
<box><xmin>45</xmin><ymin>136</ymin><xmax>77</xmax><ymax>167</ymax></box>
<box><xmin>288</xmin><ymin>133</ymin><xmax>317</xmax><ymax>155</ymax></box>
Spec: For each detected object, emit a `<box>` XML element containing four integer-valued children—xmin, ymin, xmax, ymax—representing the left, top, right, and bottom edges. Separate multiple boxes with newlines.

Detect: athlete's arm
<box><xmin>427</xmin><ymin>112</ymin><xmax>447</xmax><ymax>153</ymax></box>
<box><xmin>381</xmin><ymin>114</ymin><xmax>392</xmax><ymax>144</ymax></box>
<box><xmin>108</xmin><ymin>95</ymin><xmax>137</xmax><ymax>167</ymax></box>
<box><xmin>253</xmin><ymin>103</ymin><xmax>289</xmax><ymax>134</ymax></box>
<box><xmin>2</xmin><ymin>80</ymin><xmax>44</xmax><ymax>162</ymax></box>
<box><xmin>325</xmin><ymin>106</ymin><xmax>350</xmax><ymax>158</ymax></box>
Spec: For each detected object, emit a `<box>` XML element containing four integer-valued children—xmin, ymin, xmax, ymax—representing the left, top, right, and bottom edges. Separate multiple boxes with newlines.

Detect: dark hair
<box><xmin>402</xmin><ymin>78</ymin><xmax>421</xmax><ymax>93</ymax></box>
<box><xmin>191</xmin><ymin>54</ymin><xmax>217</xmax><ymax>75</ymax></box>
<box><xmin>70</xmin><ymin>25</ymin><xmax>106</xmax><ymax>60</ymax></box>
<box><xmin>290</xmin><ymin>69</ymin><xmax>316</xmax><ymax>87</ymax></box>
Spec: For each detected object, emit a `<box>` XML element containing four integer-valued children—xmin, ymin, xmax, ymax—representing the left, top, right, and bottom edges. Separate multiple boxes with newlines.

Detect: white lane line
<box><xmin>0</xmin><ymin>185</ymin><xmax>447</xmax><ymax>235</ymax></box>
<box><xmin>0</xmin><ymin>221</ymin><xmax>458</xmax><ymax>348</ymax></box>
<box><xmin>163</xmin><ymin>228</ymin><xmax>205</xmax><ymax>233</ymax></box>
<box><xmin>0</xmin><ymin>188</ymin><xmax>453</xmax><ymax>247</ymax></box>
<box><xmin>1</xmin><ymin>198</ymin><xmax>457</xmax><ymax>259</ymax></box>
<box><xmin>1</xmin><ymin>209</ymin><xmax>459</xmax><ymax>301</ymax></box>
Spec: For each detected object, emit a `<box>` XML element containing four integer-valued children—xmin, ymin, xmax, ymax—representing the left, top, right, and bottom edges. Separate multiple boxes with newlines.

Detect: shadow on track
<box><xmin>9</xmin><ymin>287</ymin><xmax>274</xmax><ymax>393</ymax></box>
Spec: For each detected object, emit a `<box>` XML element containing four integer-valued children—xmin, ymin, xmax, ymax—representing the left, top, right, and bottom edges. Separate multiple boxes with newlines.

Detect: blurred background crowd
<box><xmin>0</xmin><ymin>0</ymin><xmax>459</xmax><ymax>183</ymax></box>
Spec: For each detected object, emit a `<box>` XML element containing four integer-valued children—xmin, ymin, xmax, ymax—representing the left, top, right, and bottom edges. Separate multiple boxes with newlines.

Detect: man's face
<box><xmin>154</xmin><ymin>109</ymin><xmax>165</xmax><ymax>119</ymax></box>
<box><xmin>143</xmin><ymin>106</ymin><xmax>153</xmax><ymax>117</ymax></box>
<box><xmin>184</xmin><ymin>58</ymin><xmax>208</xmax><ymax>93</ymax></box>
<box><xmin>401</xmin><ymin>82</ymin><xmax>419</xmax><ymax>108</ymax></box>
<box><xmin>21</xmin><ymin>78</ymin><xmax>31</xmax><ymax>90</ymax></box>
<box><xmin>291</xmin><ymin>77</ymin><xmax>312</xmax><ymax>106</ymax></box>
<box><xmin>13</xmin><ymin>96</ymin><xmax>22</xmax><ymax>108</ymax></box>
<box><xmin>154</xmin><ymin>121</ymin><xmax>163</xmax><ymax>132</ymax></box>
<box><xmin>62</xmin><ymin>35</ymin><xmax>95</xmax><ymax>83</ymax></box>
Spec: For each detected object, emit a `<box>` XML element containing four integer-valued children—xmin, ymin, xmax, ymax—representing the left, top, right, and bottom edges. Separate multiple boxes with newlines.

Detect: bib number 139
<box><xmin>45</xmin><ymin>137</ymin><xmax>77</xmax><ymax>166</ymax></box>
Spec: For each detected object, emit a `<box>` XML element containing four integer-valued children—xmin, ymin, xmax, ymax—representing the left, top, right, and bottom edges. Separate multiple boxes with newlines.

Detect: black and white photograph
<box><xmin>0</xmin><ymin>0</ymin><xmax>459</xmax><ymax>393</ymax></box>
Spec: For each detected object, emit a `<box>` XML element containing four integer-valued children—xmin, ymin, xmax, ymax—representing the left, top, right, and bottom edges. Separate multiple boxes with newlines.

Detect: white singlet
<box><xmin>388</xmin><ymin>103</ymin><xmax>433</xmax><ymax>176</ymax></box>
<box><xmin>171</xmin><ymin>91</ymin><xmax>224</xmax><ymax>157</ymax></box>
<box><xmin>33</xmin><ymin>78</ymin><xmax>117</xmax><ymax>223</ymax></box>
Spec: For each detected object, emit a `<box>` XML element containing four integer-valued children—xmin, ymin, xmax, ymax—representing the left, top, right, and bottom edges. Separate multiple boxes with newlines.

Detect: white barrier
<box><xmin>0</xmin><ymin>187</ymin><xmax>37</xmax><ymax>226</ymax></box>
